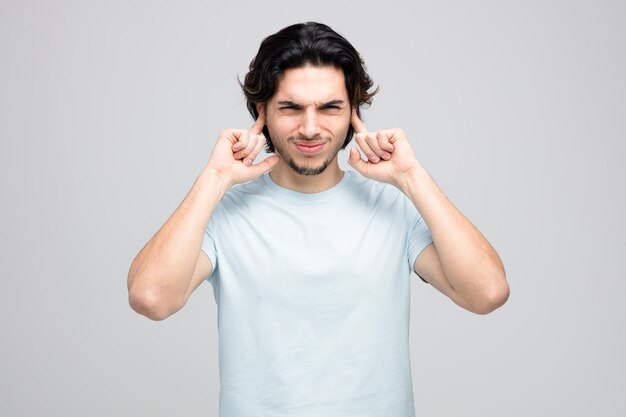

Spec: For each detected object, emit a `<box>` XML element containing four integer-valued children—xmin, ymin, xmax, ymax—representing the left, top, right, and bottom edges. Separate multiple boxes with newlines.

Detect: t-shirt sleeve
<box><xmin>201</xmin><ymin>216</ymin><xmax>218</xmax><ymax>281</ymax></box>
<box><xmin>406</xmin><ymin>211</ymin><xmax>433</xmax><ymax>277</ymax></box>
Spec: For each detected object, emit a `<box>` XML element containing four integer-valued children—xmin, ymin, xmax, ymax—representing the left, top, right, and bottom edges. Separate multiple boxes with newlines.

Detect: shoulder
<box><xmin>344</xmin><ymin>172</ymin><xmax>424</xmax><ymax>227</ymax></box>
<box><xmin>211</xmin><ymin>176</ymin><xmax>270</xmax><ymax>221</ymax></box>
<box><xmin>228</xmin><ymin>175</ymin><xmax>267</xmax><ymax>197</ymax></box>
<box><xmin>344</xmin><ymin>171</ymin><xmax>407</xmax><ymax>206</ymax></box>
<box><xmin>220</xmin><ymin>176</ymin><xmax>269</xmax><ymax>203</ymax></box>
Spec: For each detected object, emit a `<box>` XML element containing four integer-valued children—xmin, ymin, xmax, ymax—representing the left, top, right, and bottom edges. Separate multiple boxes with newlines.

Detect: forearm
<box><xmin>127</xmin><ymin>166</ymin><xmax>230</xmax><ymax>318</ymax></box>
<box><xmin>397</xmin><ymin>164</ymin><xmax>508</xmax><ymax>309</ymax></box>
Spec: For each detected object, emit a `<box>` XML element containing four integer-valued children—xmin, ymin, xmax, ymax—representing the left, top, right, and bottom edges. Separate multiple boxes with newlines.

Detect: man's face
<box><xmin>264</xmin><ymin>65</ymin><xmax>351</xmax><ymax>176</ymax></box>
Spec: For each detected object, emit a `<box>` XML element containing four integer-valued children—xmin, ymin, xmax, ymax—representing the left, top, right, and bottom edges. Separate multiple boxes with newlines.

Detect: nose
<box><xmin>298</xmin><ymin>108</ymin><xmax>321</xmax><ymax>139</ymax></box>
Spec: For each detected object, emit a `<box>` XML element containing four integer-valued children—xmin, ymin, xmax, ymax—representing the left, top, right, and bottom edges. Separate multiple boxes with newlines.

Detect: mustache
<box><xmin>288</xmin><ymin>135</ymin><xmax>328</xmax><ymax>142</ymax></box>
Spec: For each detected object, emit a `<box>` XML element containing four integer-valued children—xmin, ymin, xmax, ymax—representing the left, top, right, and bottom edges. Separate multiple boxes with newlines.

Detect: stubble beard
<box><xmin>273</xmin><ymin>136</ymin><xmax>345</xmax><ymax>176</ymax></box>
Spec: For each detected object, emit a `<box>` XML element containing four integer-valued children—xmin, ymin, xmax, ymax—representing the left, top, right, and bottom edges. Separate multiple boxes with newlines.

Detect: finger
<box><xmin>355</xmin><ymin>132</ymin><xmax>380</xmax><ymax>163</ymax></box>
<box><xmin>379</xmin><ymin>128</ymin><xmax>405</xmax><ymax>144</ymax></box>
<box><xmin>365</xmin><ymin>133</ymin><xmax>391</xmax><ymax>161</ymax></box>
<box><xmin>232</xmin><ymin>130</ymin><xmax>251</xmax><ymax>153</ymax></box>
<box><xmin>376</xmin><ymin>131</ymin><xmax>394</xmax><ymax>153</ymax></box>
<box><xmin>233</xmin><ymin>133</ymin><xmax>259</xmax><ymax>162</ymax></box>
<box><xmin>249</xmin><ymin>154</ymin><xmax>280</xmax><ymax>177</ymax></box>
<box><xmin>250</xmin><ymin>106</ymin><xmax>266</xmax><ymax>135</ymax></box>
<box><xmin>347</xmin><ymin>147</ymin><xmax>368</xmax><ymax>175</ymax></box>
<box><xmin>219</xmin><ymin>129</ymin><xmax>245</xmax><ymax>145</ymax></box>
<box><xmin>243</xmin><ymin>134</ymin><xmax>267</xmax><ymax>167</ymax></box>
<box><xmin>351</xmin><ymin>108</ymin><xmax>367</xmax><ymax>134</ymax></box>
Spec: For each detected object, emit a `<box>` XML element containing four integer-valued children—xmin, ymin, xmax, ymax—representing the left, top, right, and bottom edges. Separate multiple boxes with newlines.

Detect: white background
<box><xmin>1</xmin><ymin>0</ymin><xmax>624</xmax><ymax>415</ymax></box>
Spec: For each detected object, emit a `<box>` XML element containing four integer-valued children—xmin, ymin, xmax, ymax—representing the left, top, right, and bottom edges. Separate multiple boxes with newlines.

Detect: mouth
<box><xmin>294</xmin><ymin>141</ymin><xmax>325</xmax><ymax>154</ymax></box>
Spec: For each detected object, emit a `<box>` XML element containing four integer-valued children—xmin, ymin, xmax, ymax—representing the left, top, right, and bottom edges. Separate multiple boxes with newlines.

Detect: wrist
<box><xmin>394</xmin><ymin>162</ymin><xmax>427</xmax><ymax>195</ymax></box>
<box><xmin>198</xmin><ymin>165</ymin><xmax>234</xmax><ymax>196</ymax></box>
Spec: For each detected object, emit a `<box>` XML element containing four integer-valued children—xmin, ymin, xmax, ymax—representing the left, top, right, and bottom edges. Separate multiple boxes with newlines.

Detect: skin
<box><xmin>349</xmin><ymin>114</ymin><xmax>509</xmax><ymax>314</ymax></box>
<box><xmin>262</xmin><ymin>66</ymin><xmax>349</xmax><ymax>193</ymax></box>
<box><xmin>127</xmin><ymin>65</ymin><xmax>509</xmax><ymax>320</ymax></box>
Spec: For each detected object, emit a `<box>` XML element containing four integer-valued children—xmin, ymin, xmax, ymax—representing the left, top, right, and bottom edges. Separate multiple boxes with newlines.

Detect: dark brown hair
<box><xmin>241</xmin><ymin>22</ymin><xmax>378</xmax><ymax>152</ymax></box>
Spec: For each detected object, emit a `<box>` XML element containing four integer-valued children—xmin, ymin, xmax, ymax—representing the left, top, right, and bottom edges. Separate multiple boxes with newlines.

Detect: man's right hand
<box><xmin>205</xmin><ymin>108</ymin><xmax>280</xmax><ymax>187</ymax></box>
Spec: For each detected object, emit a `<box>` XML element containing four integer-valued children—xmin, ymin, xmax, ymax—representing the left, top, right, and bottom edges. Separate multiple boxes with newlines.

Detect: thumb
<box><xmin>250</xmin><ymin>154</ymin><xmax>280</xmax><ymax>176</ymax></box>
<box><xmin>348</xmin><ymin>147</ymin><xmax>368</xmax><ymax>175</ymax></box>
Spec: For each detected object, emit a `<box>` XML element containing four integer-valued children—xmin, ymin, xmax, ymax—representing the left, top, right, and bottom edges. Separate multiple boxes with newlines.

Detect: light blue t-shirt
<box><xmin>201</xmin><ymin>171</ymin><xmax>432</xmax><ymax>417</ymax></box>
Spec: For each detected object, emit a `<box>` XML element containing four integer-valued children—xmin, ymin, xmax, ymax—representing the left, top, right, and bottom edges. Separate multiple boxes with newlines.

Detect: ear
<box><xmin>255</xmin><ymin>103</ymin><xmax>266</xmax><ymax>119</ymax></box>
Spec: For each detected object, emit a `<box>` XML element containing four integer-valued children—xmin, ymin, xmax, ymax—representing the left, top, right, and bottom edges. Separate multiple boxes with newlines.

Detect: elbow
<box><xmin>468</xmin><ymin>275</ymin><xmax>510</xmax><ymax>315</ymax></box>
<box><xmin>128</xmin><ymin>281</ymin><xmax>182</xmax><ymax>321</ymax></box>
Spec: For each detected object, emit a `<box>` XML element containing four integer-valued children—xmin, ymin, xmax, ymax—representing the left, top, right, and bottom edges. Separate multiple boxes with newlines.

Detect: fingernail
<box><xmin>244</xmin><ymin>159</ymin><xmax>252</xmax><ymax>166</ymax></box>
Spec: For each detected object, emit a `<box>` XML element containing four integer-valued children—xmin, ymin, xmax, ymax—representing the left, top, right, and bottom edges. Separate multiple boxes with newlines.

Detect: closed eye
<box><xmin>276</xmin><ymin>100</ymin><xmax>344</xmax><ymax>113</ymax></box>
<box><xmin>319</xmin><ymin>100</ymin><xmax>345</xmax><ymax>112</ymax></box>
<box><xmin>320</xmin><ymin>104</ymin><xmax>343</xmax><ymax>114</ymax></box>
<box><xmin>277</xmin><ymin>101</ymin><xmax>302</xmax><ymax>111</ymax></box>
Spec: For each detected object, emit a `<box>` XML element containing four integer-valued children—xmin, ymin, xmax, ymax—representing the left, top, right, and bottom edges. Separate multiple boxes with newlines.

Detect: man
<box><xmin>128</xmin><ymin>22</ymin><xmax>509</xmax><ymax>416</ymax></box>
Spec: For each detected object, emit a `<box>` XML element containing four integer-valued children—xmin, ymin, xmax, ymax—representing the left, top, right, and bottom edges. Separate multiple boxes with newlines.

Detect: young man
<box><xmin>128</xmin><ymin>22</ymin><xmax>509</xmax><ymax>416</ymax></box>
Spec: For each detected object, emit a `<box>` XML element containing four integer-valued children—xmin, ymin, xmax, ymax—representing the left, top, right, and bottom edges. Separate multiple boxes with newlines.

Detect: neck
<box><xmin>269</xmin><ymin>158</ymin><xmax>344</xmax><ymax>194</ymax></box>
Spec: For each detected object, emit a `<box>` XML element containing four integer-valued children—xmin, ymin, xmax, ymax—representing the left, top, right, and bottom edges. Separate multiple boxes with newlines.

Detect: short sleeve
<box><xmin>406</xmin><ymin>213</ymin><xmax>433</xmax><ymax>275</ymax></box>
<box><xmin>201</xmin><ymin>216</ymin><xmax>218</xmax><ymax>282</ymax></box>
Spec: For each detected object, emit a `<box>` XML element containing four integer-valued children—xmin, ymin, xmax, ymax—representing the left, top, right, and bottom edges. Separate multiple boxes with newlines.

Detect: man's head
<box><xmin>241</xmin><ymin>22</ymin><xmax>377</xmax><ymax>156</ymax></box>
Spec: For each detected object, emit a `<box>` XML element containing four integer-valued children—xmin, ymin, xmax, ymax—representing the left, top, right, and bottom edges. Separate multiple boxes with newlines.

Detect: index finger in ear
<box><xmin>351</xmin><ymin>108</ymin><xmax>367</xmax><ymax>134</ymax></box>
<box><xmin>250</xmin><ymin>105</ymin><xmax>266</xmax><ymax>135</ymax></box>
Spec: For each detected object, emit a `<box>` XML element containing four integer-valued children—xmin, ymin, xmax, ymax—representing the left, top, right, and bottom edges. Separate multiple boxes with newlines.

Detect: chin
<box><xmin>286</xmin><ymin>157</ymin><xmax>332</xmax><ymax>176</ymax></box>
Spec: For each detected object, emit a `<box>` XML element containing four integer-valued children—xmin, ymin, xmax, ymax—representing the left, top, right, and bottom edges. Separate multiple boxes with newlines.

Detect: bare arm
<box><xmin>127</xmin><ymin>170</ymin><xmax>228</xmax><ymax>320</ymax></box>
<box><xmin>404</xmin><ymin>166</ymin><xmax>508</xmax><ymax>314</ymax></box>
<box><xmin>348</xmin><ymin>110</ymin><xmax>509</xmax><ymax>314</ymax></box>
<box><xmin>127</xmin><ymin>110</ymin><xmax>278</xmax><ymax>320</ymax></box>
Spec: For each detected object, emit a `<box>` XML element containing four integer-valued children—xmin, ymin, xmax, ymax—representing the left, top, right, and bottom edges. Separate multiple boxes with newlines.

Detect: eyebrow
<box><xmin>277</xmin><ymin>100</ymin><xmax>345</xmax><ymax>109</ymax></box>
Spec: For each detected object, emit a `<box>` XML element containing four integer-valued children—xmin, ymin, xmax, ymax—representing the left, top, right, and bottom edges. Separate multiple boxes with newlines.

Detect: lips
<box><xmin>294</xmin><ymin>142</ymin><xmax>325</xmax><ymax>154</ymax></box>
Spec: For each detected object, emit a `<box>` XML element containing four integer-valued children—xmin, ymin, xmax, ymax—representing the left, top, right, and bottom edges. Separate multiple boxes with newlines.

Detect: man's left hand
<box><xmin>348</xmin><ymin>109</ymin><xmax>421</xmax><ymax>189</ymax></box>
